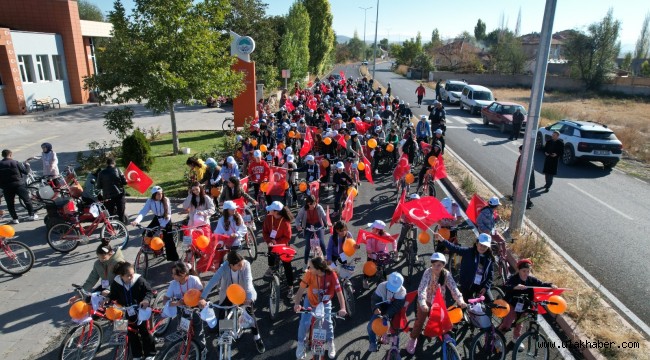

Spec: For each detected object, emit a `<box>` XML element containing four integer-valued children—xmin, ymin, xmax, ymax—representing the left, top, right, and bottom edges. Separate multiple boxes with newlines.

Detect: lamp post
<box><xmin>371</xmin><ymin>0</ymin><xmax>379</xmax><ymax>79</ymax></box>
<box><xmin>359</xmin><ymin>6</ymin><xmax>372</xmax><ymax>58</ymax></box>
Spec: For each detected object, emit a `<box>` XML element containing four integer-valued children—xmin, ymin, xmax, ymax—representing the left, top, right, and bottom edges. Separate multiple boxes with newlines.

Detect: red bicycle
<box><xmin>47</xmin><ymin>202</ymin><xmax>129</xmax><ymax>253</ymax></box>
<box><xmin>0</xmin><ymin>225</ymin><xmax>35</xmax><ymax>275</ymax></box>
<box><xmin>158</xmin><ymin>305</ymin><xmax>203</xmax><ymax>360</ymax></box>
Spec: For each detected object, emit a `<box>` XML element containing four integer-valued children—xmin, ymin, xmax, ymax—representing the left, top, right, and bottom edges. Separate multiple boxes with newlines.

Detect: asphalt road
<box><xmin>362</xmin><ymin>61</ymin><xmax>650</xmax><ymax>327</ymax></box>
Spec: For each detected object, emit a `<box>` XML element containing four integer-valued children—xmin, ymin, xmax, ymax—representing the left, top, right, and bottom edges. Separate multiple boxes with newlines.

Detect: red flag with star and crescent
<box><xmin>362</xmin><ymin>157</ymin><xmax>374</xmax><ymax>184</ymax></box>
<box><xmin>125</xmin><ymin>162</ymin><xmax>153</xmax><ymax>194</ymax></box>
<box><xmin>434</xmin><ymin>155</ymin><xmax>448</xmax><ymax>180</ymax></box>
<box><xmin>356</xmin><ymin>229</ymin><xmax>399</xmax><ymax>245</ymax></box>
<box><xmin>307</xmin><ymin>96</ymin><xmax>317</xmax><ymax>111</ymax></box>
<box><xmin>335</xmin><ymin>134</ymin><xmax>347</xmax><ymax>148</ymax></box>
<box><xmin>400</xmin><ymin>196</ymin><xmax>452</xmax><ymax>231</ymax></box>
<box><xmin>285</xmin><ymin>99</ymin><xmax>295</xmax><ymax>112</ymax></box>
<box><xmin>309</xmin><ymin>181</ymin><xmax>320</xmax><ymax>203</ymax></box>
<box><xmin>299</xmin><ymin>127</ymin><xmax>314</xmax><ymax>157</ymax></box>
<box><xmin>266</xmin><ymin>166</ymin><xmax>287</xmax><ymax>196</ymax></box>
<box><xmin>392</xmin><ymin>154</ymin><xmax>411</xmax><ymax>181</ymax></box>
<box><xmin>389</xmin><ymin>190</ymin><xmax>407</xmax><ymax>228</ymax></box>
<box><xmin>240</xmin><ymin>176</ymin><xmax>249</xmax><ymax>194</ymax></box>
<box><xmin>466</xmin><ymin>194</ymin><xmax>487</xmax><ymax>225</ymax></box>
<box><xmin>340</xmin><ymin>191</ymin><xmax>356</xmax><ymax>223</ymax></box>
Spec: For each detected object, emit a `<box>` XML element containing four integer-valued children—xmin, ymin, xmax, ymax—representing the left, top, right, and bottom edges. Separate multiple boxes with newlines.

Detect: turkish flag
<box><xmin>309</xmin><ymin>181</ymin><xmax>320</xmax><ymax>202</ymax></box>
<box><xmin>533</xmin><ymin>287</ymin><xmax>567</xmax><ymax>314</ymax></box>
<box><xmin>233</xmin><ymin>198</ymin><xmax>246</xmax><ymax>215</ymax></box>
<box><xmin>400</xmin><ymin>196</ymin><xmax>452</xmax><ymax>232</ymax></box>
<box><xmin>362</xmin><ymin>157</ymin><xmax>374</xmax><ymax>184</ymax></box>
<box><xmin>356</xmin><ymin>229</ymin><xmax>399</xmax><ymax>245</ymax></box>
<box><xmin>335</xmin><ymin>134</ymin><xmax>347</xmax><ymax>149</ymax></box>
<box><xmin>339</xmin><ymin>70</ymin><xmax>345</xmax><ymax>79</ymax></box>
<box><xmin>420</xmin><ymin>141</ymin><xmax>432</xmax><ymax>156</ymax></box>
<box><xmin>299</xmin><ymin>127</ymin><xmax>313</xmax><ymax>157</ymax></box>
<box><xmin>307</xmin><ymin>81</ymin><xmax>314</xmax><ymax>88</ymax></box>
<box><xmin>393</xmin><ymin>291</ymin><xmax>418</xmax><ymax>332</ymax></box>
<box><xmin>307</xmin><ymin>97</ymin><xmax>317</xmax><ymax>110</ymax></box>
<box><xmin>423</xmin><ymin>287</ymin><xmax>453</xmax><ymax>338</ymax></box>
<box><xmin>392</xmin><ymin>154</ymin><xmax>411</xmax><ymax>181</ymax></box>
<box><xmin>285</xmin><ymin>99</ymin><xmax>295</xmax><ymax>112</ymax></box>
<box><xmin>240</xmin><ymin>176</ymin><xmax>249</xmax><ymax>194</ymax></box>
<box><xmin>466</xmin><ymin>194</ymin><xmax>487</xmax><ymax>225</ymax></box>
<box><xmin>434</xmin><ymin>155</ymin><xmax>447</xmax><ymax>180</ymax></box>
<box><xmin>320</xmin><ymin>83</ymin><xmax>328</xmax><ymax>94</ymax></box>
<box><xmin>389</xmin><ymin>190</ymin><xmax>407</xmax><ymax>228</ymax></box>
<box><xmin>341</xmin><ymin>191</ymin><xmax>356</xmax><ymax>222</ymax></box>
<box><xmin>267</xmin><ymin>166</ymin><xmax>287</xmax><ymax>196</ymax></box>
<box><xmin>324</xmin><ymin>113</ymin><xmax>331</xmax><ymax>124</ymax></box>
<box><xmin>352</xmin><ymin>119</ymin><xmax>370</xmax><ymax>134</ymax></box>
<box><xmin>124</xmin><ymin>162</ymin><xmax>153</xmax><ymax>194</ymax></box>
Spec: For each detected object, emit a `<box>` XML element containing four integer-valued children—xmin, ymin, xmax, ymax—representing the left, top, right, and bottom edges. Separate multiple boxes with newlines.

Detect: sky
<box><xmin>97</xmin><ymin>0</ymin><xmax>649</xmax><ymax>49</ymax></box>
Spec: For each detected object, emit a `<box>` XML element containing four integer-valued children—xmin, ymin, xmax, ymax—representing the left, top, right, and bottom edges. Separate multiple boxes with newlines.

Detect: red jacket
<box><xmin>415</xmin><ymin>86</ymin><xmax>426</xmax><ymax>96</ymax></box>
<box><xmin>248</xmin><ymin>160</ymin><xmax>270</xmax><ymax>183</ymax></box>
<box><xmin>262</xmin><ymin>215</ymin><xmax>292</xmax><ymax>245</ymax></box>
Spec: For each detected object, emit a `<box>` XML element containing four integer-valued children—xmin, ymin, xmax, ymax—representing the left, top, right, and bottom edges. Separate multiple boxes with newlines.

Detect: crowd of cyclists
<box><xmin>61</xmin><ymin>74</ymin><xmax>559</xmax><ymax>360</ymax></box>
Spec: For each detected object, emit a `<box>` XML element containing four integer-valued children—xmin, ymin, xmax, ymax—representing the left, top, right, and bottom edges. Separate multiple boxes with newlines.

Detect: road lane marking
<box><xmin>446</xmin><ymin>126</ymin><xmax>466</xmax><ymax>129</ymax></box>
<box><xmin>567</xmin><ymin>182</ymin><xmax>633</xmax><ymax>220</ymax></box>
<box><xmin>11</xmin><ymin>135</ymin><xmax>59</xmax><ymax>153</ymax></box>
<box><xmin>448</xmin><ymin>116</ymin><xmax>468</xmax><ymax>125</ymax></box>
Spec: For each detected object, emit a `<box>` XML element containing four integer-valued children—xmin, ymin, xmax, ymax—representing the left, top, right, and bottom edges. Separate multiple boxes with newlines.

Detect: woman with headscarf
<box><xmin>41</xmin><ymin>142</ymin><xmax>59</xmax><ymax>177</ymax></box>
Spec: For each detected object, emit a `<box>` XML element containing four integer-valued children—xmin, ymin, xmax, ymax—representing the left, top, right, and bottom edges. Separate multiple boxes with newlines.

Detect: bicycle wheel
<box><xmin>344</xmin><ymin>282</ymin><xmax>356</xmax><ymax>318</ymax></box>
<box><xmin>385</xmin><ymin>348</ymin><xmax>401</xmax><ymax>360</ymax></box>
<box><xmin>159</xmin><ymin>338</ymin><xmax>202</xmax><ymax>360</ymax></box>
<box><xmin>101</xmin><ymin>220</ymin><xmax>129</xmax><ymax>250</ymax></box>
<box><xmin>445</xmin><ymin>340</ymin><xmax>462</xmax><ymax>360</ymax></box>
<box><xmin>244</xmin><ymin>227</ymin><xmax>258</xmax><ymax>260</ymax></box>
<box><xmin>428</xmin><ymin>180</ymin><xmax>436</xmax><ymax>197</ymax></box>
<box><xmin>218</xmin><ymin>341</ymin><xmax>231</xmax><ymax>360</ymax></box>
<box><xmin>222</xmin><ymin>118</ymin><xmax>234</xmax><ymax>132</ymax></box>
<box><xmin>59</xmin><ymin>322</ymin><xmax>103</xmax><ymax>360</ymax></box>
<box><xmin>48</xmin><ymin>223</ymin><xmax>80</xmax><ymax>253</ymax></box>
<box><xmin>20</xmin><ymin>185</ymin><xmax>46</xmax><ymax>211</ymax></box>
<box><xmin>469</xmin><ymin>328</ymin><xmax>506</xmax><ymax>360</ymax></box>
<box><xmin>150</xmin><ymin>291</ymin><xmax>171</xmax><ymax>336</ymax></box>
<box><xmin>113</xmin><ymin>342</ymin><xmax>129</xmax><ymax>360</ymax></box>
<box><xmin>405</xmin><ymin>239</ymin><xmax>415</xmax><ymax>278</ymax></box>
<box><xmin>269</xmin><ymin>275</ymin><xmax>281</xmax><ymax>320</ymax></box>
<box><xmin>0</xmin><ymin>241</ymin><xmax>35</xmax><ymax>275</ymax></box>
<box><xmin>134</xmin><ymin>249</ymin><xmax>148</xmax><ymax>277</ymax></box>
<box><xmin>513</xmin><ymin>331</ymin><xmax>549</xmax><ymax>360</ymax></box>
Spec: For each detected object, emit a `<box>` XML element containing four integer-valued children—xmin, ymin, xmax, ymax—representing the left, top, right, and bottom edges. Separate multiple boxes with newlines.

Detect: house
<box><xmin>432</xmin><ymin>38</ymin><xmax>487</xmax><ymax>72</ymax></box>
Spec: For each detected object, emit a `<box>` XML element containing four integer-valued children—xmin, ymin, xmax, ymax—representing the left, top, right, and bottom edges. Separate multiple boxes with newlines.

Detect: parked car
<box><xmin>440</xmin><ymin>80</ymin><xmax>467</xmax><ymax>105</ymax></box>
<box><xmin>536</xmin><ymin>119</ymin><xmax>623</xmax><ymax>169</ymax></box>
<box><xmin>361</xmin><ymin>60</ymin><xmax>369</xmax><ymax>65</ymax></box>
<box><xmin>481</xmin><ymin>101</ymin><xmax>527</xmax><ymax>133</ymax></box>
<box><xmin>459</xmin><ymin>84</ymin><xmax>495</xmax><ymax>115</ymax></box>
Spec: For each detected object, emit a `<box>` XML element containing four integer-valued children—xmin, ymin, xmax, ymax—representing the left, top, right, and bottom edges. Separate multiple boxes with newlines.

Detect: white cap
<box><xmin>253</xmin><ymin>124</ymin><xmax>260</xmax><ymax>128</ymax></box>
<box><xmin>226</xmin><ymin>156</ymin><xmax>236</xmax><ymax>164</ymax></box>
<box><xmin>374</xmin><ymin>114</ymin><xmax>381</xmax><ymax>119</ymax></box>
<box><xmin>375</xmin><ymin>126</ymin><xmax>382</xmax><ymax>132</ymax></box>
<box><xmin>205</xmin><ymin>157</ymin><xmax>217</xmax><ymax>166</ymax></box>
<box><xmin>350</xmin><ymin>131</ymin><xmax>358</xmax><ymax>136</ymax></box>
<box><xmin>433</xmin><ymin>100</ymin><xmax>440</xmax><ymax>105</ymax></box>
<box><xmin>151</xmin><ymin>186</ymin><xmax>163</xmax><ymax>195</ymax></box>
<box><xmin>430</xmin><ymin>252</ymin><xmax>447</xmax><ymax>264</ymax></box>
<box><xmin>305</xmin><ymin>155</ymin><xmax>315</xmax><ymax>162</ymax></box>
<box><xmin>336</xmin><ymin>161</ymin><xmax>345</xmax><ymax>169</ymax></box>
<box><xmin>236</xmin><ymin>135</ymin><xmax>243</xmax><ymax>142</ymax></box>
<box><xmin>285</xmin><ymin>147</ymin><xmax>293</xmax><ymax>155</ymax></box>
<box><xmin>266</xmin><ymin>201</ymin><xmax>284</xmax><ymax>212</ymax></box>
<box><xmin>478</xmin><ymin>233</ymin><xmax>492</xmax><ymax>247</ymax></box>
<box><xmin>223</xmin><ymin>200</ymin><xmax>238</xmax><ymax>211</ymax></box>
<box><xmin>441</xmin><ymin>197</ymin><xmax>453</xmax><ymax>212</ymax></box>
<box><xmin>420</xmin><ymin>115</ymin><xmax>427</xmax><ymax>120</ymax></box>
<box><xmin>435</xmin><ymin>129</ymin><xmax>443</xmax><ymax>135</ymax></box>
<box><xmin>408</xmin><ymin>193</ymin><xmax>420</xmax><ymax>200</ymax></box>
<box><xmin>386</xmin><ymin>272</ymin><xmax>404</xmax><ymax>292</ymax></box>
<box><xmin>367</xmin><ymin>220</ymin><xmax>386</xmax><ymax>230</ymax></box>
<box><xmin>488</xmin><ymin>196</ymin><xmax>501</xmax><ymax>206</ymax></box>
<box><xmin>341</xmin><ymin>123</ymin><xmax>347</xmax><ymax>129</ymax></box>
<box><xmin>253</xmin><ymin>150</ymin><xmax>262</xmax><ymax>158</ymax></box>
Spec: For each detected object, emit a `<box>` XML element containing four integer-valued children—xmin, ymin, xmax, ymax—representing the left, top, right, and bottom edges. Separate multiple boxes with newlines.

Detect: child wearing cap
<box><xmin>214</xmin><ymin>200</ymin><xmax>247</xmax><ymax>249</ymax></box>
<box><xmin>362</xmin><ymin>220</ymin><xmax>397</xmax><ymax>289</ymax></box>
<box><xmin>68</xmin><ymin>242</ymin><xmax>125</xmax><ymax>303</ymax></box>
<box><xmin>331</xmin><ymin>162</ymin><xmax>354</xmax><ymax>217</ymax></box>
<box><xmin>132</xmin><ymin>186</ymin><xmax>179</xmax><ymax>261</ymax></box>
<box><xmin>247</xmin><ymin>151</ymin><xmax>271</xmax><ymax>205</ymax></box>
<box><xmin>367</xmin><ymin>272</ymin><xmax>406</xmax><ymax>352</ymax></box>
<box><xmin>262</xmin><ymin>201</ymin><xmax>296</xmax><ymax>295</ymax></box>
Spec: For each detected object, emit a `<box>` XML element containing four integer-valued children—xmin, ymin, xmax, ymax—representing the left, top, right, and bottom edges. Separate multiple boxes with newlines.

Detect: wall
<box><xmin>10</xmin><ymin>31</ymin><xmax>70</xmax><ymax>105</ymax></box>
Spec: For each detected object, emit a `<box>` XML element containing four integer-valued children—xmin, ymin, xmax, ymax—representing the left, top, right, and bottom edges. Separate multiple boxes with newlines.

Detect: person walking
<box><xmin>513</xmin><ymin>145</ymin><xmax>535</xmax><ymax>209</ymax></box>
<box><xmin>96</xmin><ymin>158</ymin><xmax>128</xmax><ymax>223</ymax></box>
<box><xmin>0</xmin><ymin>149</ymin><xmax>37</xmax><ymax>224</ymax></box>
<box><xmin>40</xmin><ymin>142</ymin><xmax>59</xmax><ymax>177</ymax></box>
<box><xmin>510</xmin><ymin>107</ymin><xmax>525</xmax><ymax>141</ymax></box>
<box><xmin>435</xmin><ymin>79</ymin><xmax>443</xmax><ymax>101</ymax></box>
<box><xmin>542</xmin><ymin>131</ymin><xmax>563</xmax><ymax>192</ymax></box>
<box><xmin>415</xmin><ymin>83</ymin><xmax>426</xmax><ymax>108</ymax></box>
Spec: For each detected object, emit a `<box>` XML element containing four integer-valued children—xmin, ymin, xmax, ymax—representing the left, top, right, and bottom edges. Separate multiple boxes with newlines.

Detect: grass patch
<box><xmin>460</xmin><ymin>174</ymin><xmax>477</xmax><ymax>194</ymax></box>
<box><xmin>139</xmin><ymin>131</ymin><xmax>225</xmax><ymax>198</ymax></box>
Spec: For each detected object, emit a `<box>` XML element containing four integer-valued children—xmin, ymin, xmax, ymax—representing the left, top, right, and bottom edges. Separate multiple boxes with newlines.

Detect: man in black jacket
<box><xmin>510</xmin><ymin>107</ymin><xmax>525</xmax><ymax>141</ymax></box>
<box><xmin>0</xmin><ymin>149</ymin><xmax>37</xmax><ymax>223</ymax></box>
<box><xmin>97</xmin><ymin>158</ymin><xmax>128</xmax><ymax>223</ymax></box>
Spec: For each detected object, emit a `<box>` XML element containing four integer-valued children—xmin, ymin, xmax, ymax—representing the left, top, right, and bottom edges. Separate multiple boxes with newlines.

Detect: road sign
<box><xmin>281</xmin><ymin>69</ymin><xmax>291</xmax><ymax>79</ymax></box>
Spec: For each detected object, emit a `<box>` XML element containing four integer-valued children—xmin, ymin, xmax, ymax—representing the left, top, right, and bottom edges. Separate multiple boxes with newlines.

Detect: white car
<box><xmin>440</xmin><ymin>80</ymin><xmax>467</xmax><ymax>105</ymax></box>
<box><xmin>459</xmin><ymin>84</ymin><xmax>495</xmax><ymax>115</ymax></box>
<box><xmin>536</xmin><ymin>119</ymin><xmax>623</xmax><ymax>169</ymax></box>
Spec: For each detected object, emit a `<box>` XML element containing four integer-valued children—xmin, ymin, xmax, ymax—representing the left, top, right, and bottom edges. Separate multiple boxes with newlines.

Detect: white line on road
<box><xmin>446</xmin><ymin>126</ymin><xmax>467</xmax><ymax>129</ymax></box>
<box><xmin>11</xmin><ymin>135</ymin><xmax>59</xmax><ymax>154</ymax></box>
<box><xmin>567</xmin><ymin>182</ymin><xmax>633</xmax><ymax>220</ymax></box>
<box><xmin>448</xmin><ymin>116</ymin><xmax>468</xmax><ymax>125</ymax></box>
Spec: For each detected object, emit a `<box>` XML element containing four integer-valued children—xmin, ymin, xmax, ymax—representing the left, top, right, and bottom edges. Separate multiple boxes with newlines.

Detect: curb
<box><xmin>29</xmin><ymin>103</ymin><xmax>100</xmax><ymax>121</ymax></box>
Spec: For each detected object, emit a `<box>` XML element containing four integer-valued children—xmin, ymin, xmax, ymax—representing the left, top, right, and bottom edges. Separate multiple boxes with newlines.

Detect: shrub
<box><xmin>76</xmin><ymin>140</ymin><xmax>121</xmax><ymax>172</ymax></box>
<box><xmin>103</xmin><ymin>106</ymin><xmax>135</xmax><ymax>140</ymax></box>
<box><xmin>121</xmin><ymin>129</ymin><xmax>154</xmax><ymax>171</ymax></box>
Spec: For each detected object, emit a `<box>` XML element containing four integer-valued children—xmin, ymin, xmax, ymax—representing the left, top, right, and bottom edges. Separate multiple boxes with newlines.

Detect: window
<box><xmin>36</xmin><ymin>55</ymin><xmax>52</xmax><ymax>81</ymax></box>
<box><xmin>17</xmin><ymin>55</ymin><xmax>35</xmax><ymax>83</ymax></box>
<box><xmin>473</xmin><ymin>91</ymin><xmax>494</xmax><ymax>101</ymax></box>
<box><xmin>52</xmin><ymin>55</ymin><xmax>65</xmax><ymax>80</ymax></box>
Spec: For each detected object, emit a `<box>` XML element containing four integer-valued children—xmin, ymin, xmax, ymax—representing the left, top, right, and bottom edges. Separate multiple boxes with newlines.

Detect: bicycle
<box><xmin>206</xmin><ymin>302</ymin><xmax>249</xmax><ymax>360</ymax></box>
<box><xmin>180</xmin><ymin>225</ymin><xmax>212</xmax><ymax>274</ymax></box>
<box><xmin>399</xmin><ymin>222</ymin><xmax>422</xmax><ymax>281</ymax></box>
<box><xmin>395</xmin><ymin>176</ymin><xmax>410</xmax><ymax>201</ymax></box>
<box><xmin>133</xmin><ymin>224</ymin><xmax>183</xmax><ymax>277</ymax></box>
<box><xmin>47</xmin><ymin>202</ymin><xmax>129</xmax><ymax>253</ymax></box>
<box><xmin>369</xmin><ymin>251</ymin><xmax>396</xmax><ymax>284</ymax></box>
<box><xmin>418</xmin><ymin>169</ymin><xmax>437</xmax><ymax>198</ymax></box>
<box><xmin>491</xmin><ymin>234</ymin><xmax>512</xmax><ymax>287</ymax></box>
<box><xmin>305</xmin><ymin>225</ymin><xmax>326</xmax><ymax>259</ymax></box>
<box><xmin>240</xmin><ymin>205</ymin><xmax>259</xmax><ymax>260</ymax></box>
<box><xmin>222</xmin><ymin>116</ymin><xmax>235</xmax><ymax>132</ymax></box>
<box><xmin>158</xmin><ymin>305</ymin><xmax>203</xmax><ymax>360</ymax></box>
<box><xmin>466</xmin><ymin>296</ymin><xmax>509</xmax><ymax>360</ymax></box>
<box><xmin>264</xmin><ymin>244</ymin><xmax>297</xmax><ymax>320</ymax></box>
<box><xmin>0</xmin><ymin>226</ymin><xmax>35</xmax><ymax>275</ymax></box>
<box><xmin>333</xmin><ymin>256</ymin><xmax>360</xmax><ymax>318</ymax></box>
<box><xmin>297</xmin><ymin>303</ymin><xmax>345</xmax><ymax>360</ymax></box>
<box><xmin>105</xmin><ymin>303</ymin><xmax>168</xmax><ymax>360</ymax></box>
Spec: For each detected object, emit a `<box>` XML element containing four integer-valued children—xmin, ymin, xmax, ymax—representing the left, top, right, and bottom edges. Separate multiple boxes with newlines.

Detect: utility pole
<box><xmin>510</xmin><ymin>0</ymin><xmax>558</xmax><ymax>233</ymax></box>
<box><xmin>359</xmin><ymin>6</ymin><xmax>372</xmax><ymax>57</ymax></box>
<box><xmin>371</xmin><ymin>0</ymin><xmax>379</xmax><ymax>80</ymax></box>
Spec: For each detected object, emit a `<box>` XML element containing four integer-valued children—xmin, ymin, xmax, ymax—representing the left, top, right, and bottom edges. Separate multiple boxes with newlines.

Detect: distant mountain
<box><xmin>336</xmin><ymin>35</ymin><xmax>352</xmax><ymax>44</ymax></box>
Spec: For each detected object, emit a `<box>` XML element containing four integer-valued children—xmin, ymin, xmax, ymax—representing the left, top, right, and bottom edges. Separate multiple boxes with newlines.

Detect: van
<box><xmin>460</xmin><ymin>85</ymin><xmax>495</xmax><ymax>115</ymax></box>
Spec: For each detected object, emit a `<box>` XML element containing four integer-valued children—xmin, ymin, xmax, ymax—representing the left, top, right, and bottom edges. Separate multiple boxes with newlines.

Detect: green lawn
<box><xmin>137</xmin><ymin>131</ymin><xmax>225</xmax><ymax>198</ymax></box>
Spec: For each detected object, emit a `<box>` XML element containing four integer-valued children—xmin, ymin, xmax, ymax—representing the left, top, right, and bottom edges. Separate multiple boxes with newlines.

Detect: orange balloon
<box><xmin>288</xmin><ymin>131</ymin><xmax>296</xmax><ymax>138</ymax></box>
<box><xmin>105</xmin><ymin>307</ymin><xmax>124</xmax><ymax>321</ymax></box>
<box><xmin>144</xmin><ymin>236</ymin><xmax>153</xmax><ymax>245</ymax></box>
<box><xmin>260</xmin><ymin>144</ymin><xmax>268</xmax><ymax>152</ymax></box>
<box><xmin>278</xmin><ymin>142</ymin><xmax>286</xmax><ymax>150</ymax></box>
<box><xmin>183</xmin><ymin>288</ymin><xmax>202</xmax><ymax>307</ymax></box>
<box><xmin>321</xmin><ymin>159</ymin><xmax>330</xmax><ymax>168</ymax></box>
<box><xmin>0</xmin><ymin>225</ymin><xmax>15</xmax><ymax>238</ymax></box>
<box><xmin>547</xmin><ymin>295</ymin><xmax>567</xmax><ymax>315</ymax></box>
<box><xmin>342</xmin><ymin>238</ymin><xmax>356</xmax><ymax>256</ymax></box>
<box><xmin>260</xmin><ymin>182</ymin><xmax>270</xmax><ymax>193</ymax></box>
<box><xmin>226</xmin><ymin>284</ymin><xmax>247</xmax><ymax>305</ymax></box>
<box><xmin>492</xmin><ymin>299</ymin><xmax>510</xmax><ymax>318</ymax></box>
<box><xmin>363</xmin><ymin>261</ymin><xmax>377</xmax><ymax>276</ymax></box>
<box><xmin>345</xmin><ymin>135</ymin><xmax>351</xmax><ymax>141</ymax></box>
<box><xmin>367</xmin><ymin>138</ymin><xmax>378</xmax><ymax>149</ymax></box>
<box><xmin>448</xmin><ymin>306</ymin><xmax>463</xmax><ymax>324</ymax></box>
<box><xmin>235</xmin><ymin>150</ymin><xmax>243</xmax><ymax>160</ymax></box>
<box><xmin>357</xmin><ymin>162</ymin><xmax>365</xmax><ymax>171</ymax></box>
<box><xmin>250</xmin><ymin>139</ymin><xmax>258</xmax><ymax>147</ymax></box>
<box><xmin>210</xmin><ymin>186</ymin><xmax>222</xmax><ymax>198</ymax></box>
<box><xmin>299</xmin><ymin>182</ymin><xmax>308</xmax><ymax>192</ymax></box>
<box><xmin>69</xmin><ymin>301</ymin><xmax>90</xmax><ymax>320</ymax></box>
<box><xmin>150</xmin><ymin>237</ymin><xmax>164</xmax><ymax>250</ymax></box>
<box><xmin>386</xmin><ymin>143</ymin><xmax>395</xmax><ymax>152</ymax></box>
<box><xmin>418</xmin><ymin>232</ymin><xmax>430</xmax><ymax>244</ymax></box>
<box><xmin>323</xmin><ymin>137</ymin><xmax>333</xmax><ymax>145</ymax></box>
<box><xmin>193</xmin><ymin>235</ymin><xmax>210</xmax><ymax>250</ymax></box>
<box><xmin>284</xmin><ymin>181</ymin><xmax>290</xmax><ymax>190</ymax></box>
<box><xmin>438</xmin><ymin>228</ymin><xmax>451</xmax><ymax>240</ymax></box>
<box><xmin>371</xmin><ymin>318</ymin><xmax>389</xmax><ymax>335</ymax></box>
<box><xmin>347</xmin><ymin>187</ymin><xmax>358</xmax><ymax>197</ymax></box>
<box><xmin>404</xmin><ymin>173</ymin><xmax>415</xmax><ymax>184</ymax></box>
<box><xmin>428</xmin><ymin>156</ymin><xmax>438</xmax><ymax>167</ymax></box>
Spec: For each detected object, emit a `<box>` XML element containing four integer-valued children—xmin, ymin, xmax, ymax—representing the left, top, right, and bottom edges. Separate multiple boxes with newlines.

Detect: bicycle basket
<box><xmin>108</xmin><ymin>331</ymin><xmax>128</xmax><ymax>346</ymax></box>
<box><xmin>468</xmin><ymin>303</ymin><xmax>491</xmax><ymax>329</ymax></box>
<box><xmin>338</xmin><ymin>264</ymin><xmax>355</xmax><ymax>280</ymax></box>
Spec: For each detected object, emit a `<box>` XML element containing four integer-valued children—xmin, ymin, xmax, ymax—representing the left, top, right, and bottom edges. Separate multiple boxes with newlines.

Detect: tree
<box><xmin>397</xmin><ymin>36</ymin><xmax>423</xmax><ymax>66</ymax></box>
<box><xmin>303</xmin><ymin>0</ymin><xmax>335</xmax><ymax>75</ymax></box>
<box><xmin>278</xmin><ymin>1</ymin><xmax>310</xmax><ymax>84</ymax></box>
<box><xmin>641</xmin><ymin>60</ymin><xmax>650</xmax><ymax>77</ymax></box>
<box><xmin>347</xmin><ymin>30</ymin><xmax>365</xmax><ymax>61</ymax></box>
<box><xmin>621</xmin><ymin>52</ymin><xmax>633</xmax><ymax>73</ymax></box>
<box><xmin>379</xmin><ymin>38</ymin><xmax>389</xmax><ymax>51</ymax></box>
<box><xmin>490</xmin><ymin>30</ymin><xmax>526</xmax><ymax>74</ymax></box>
<box><xmin>412</xmin><ymin>52</ymin><xmax>435</xmax><ymax>73</ymax></box>
<box><xmin>566</xmin><ymin>9</ymin><xmax>621</xmax><ymax>90</ymax></box>
<box><xmin>122</xmin><ymin>129</ymin><xmax>154</xmax><ymax>171</ymax></box>
<box><xmin>474</xmin><ymin>19</ymin><xmax>486</xmax><ymax>41</ymax></box>
<box><xmin>78</xmin><ymin>0</ymin><xmax>105</xmax><ymax>21</ymax></box>
<box><xmin>634</xmin><ymin>12</ymin><xmax>650</xmax><ymax>63</ymax></box>
<box><xmin>89</xmin><ymin>0</ymin><xmax>244</xmax><ymax>155</ymax></box>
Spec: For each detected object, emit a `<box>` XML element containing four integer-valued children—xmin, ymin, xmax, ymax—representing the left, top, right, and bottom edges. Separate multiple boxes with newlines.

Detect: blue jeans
<box><xmin>303</xmin><ymin>226</ymin><xmax>326</xmax><ymax>265</ymax></box>
<box><xmin>298</xmin><ymin>298</ymin><xmax>334</xmax><ymax>343</ymax></box>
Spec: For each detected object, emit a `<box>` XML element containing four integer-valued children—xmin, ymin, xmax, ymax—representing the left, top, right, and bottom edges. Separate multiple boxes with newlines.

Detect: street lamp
<box><xmin>359</xmin><ymin>6</ymin><xmax>372</xmax><ymax>58</ymax></box>
<box><xmin>372</xmin><ymin>0</ymin><xmax>379</xmax><ymax>79</ymax></box>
